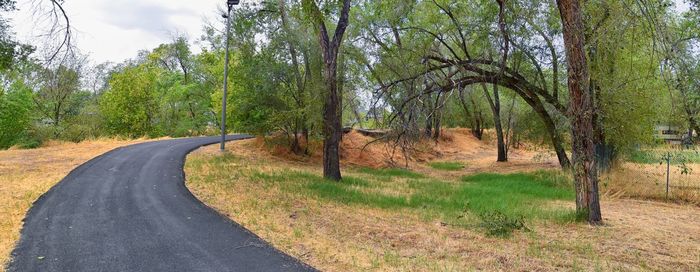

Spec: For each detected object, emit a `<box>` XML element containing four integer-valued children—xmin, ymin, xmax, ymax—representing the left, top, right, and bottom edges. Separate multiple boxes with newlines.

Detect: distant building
<box><xmin>654</xmin><ymin>124</ymin><xmax>695</xmax><ymax>144</ymax></box>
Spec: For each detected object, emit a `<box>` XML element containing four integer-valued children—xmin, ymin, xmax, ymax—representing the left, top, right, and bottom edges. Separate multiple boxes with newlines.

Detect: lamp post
<box><xmin>221</xmin><ymin>0</ymin><xmax>240</xmax><ymax>151</ymax></box>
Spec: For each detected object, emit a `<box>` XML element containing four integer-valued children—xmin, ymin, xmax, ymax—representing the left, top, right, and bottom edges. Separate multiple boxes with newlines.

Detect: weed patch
<box><xmin>477</xmin><ymin>211</ymin><xmax>529</xmax><ymax>237</ymax></box>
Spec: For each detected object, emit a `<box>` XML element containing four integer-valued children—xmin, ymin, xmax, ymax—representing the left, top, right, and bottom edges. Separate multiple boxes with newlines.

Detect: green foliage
<box><xmin>2</xmin><ymin>0</ymin><xmax>683</xmax><ymax>160</ymax></box>
<box><xmin>98</xmin><ymin>37</ymin><xmax>221</xmax><ymax>138</ymax></box>
<box><xmin>0</xmin><ymin>80</ymin><xmax>32</xmax><ymax>148</ymax></box>
<box><xmin>100</xmin><ymin>64</ymin><xmax>158</xmax><ymax>136</ymax></box>
<box><xmin>428</xmin><ymin>161</ymin><xmax>465</xmax><ymax>171</ymax></box>
<box><xmin>476</xmin><ymin>211</ymin><xmax>529</xmax><ymax>237</ymax></box>
<box><xmin>33</xmin><ymin>64</ymin><xmax>87</xmax><ymax>134</ymax></box>
<box><xmin>0</xmin><ymin>0</ymin><xmax>32</xmax><ymax>72</ymax></box>
<box><xmin>628</xmin><ymin>149</ymin><xmax>700</xmax><ymax>164</ymax></box>
<box><xmin>586</xmin><ymin>0</ymin><xmax>676</xmax><ymax>153</ymax></box>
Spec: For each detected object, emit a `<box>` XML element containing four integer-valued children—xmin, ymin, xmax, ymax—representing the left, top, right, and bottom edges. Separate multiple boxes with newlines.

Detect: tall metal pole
<box><xmin>220</xmin><ymin>5</ymin><xmax>233</xmax><ymax>151</ymax></box>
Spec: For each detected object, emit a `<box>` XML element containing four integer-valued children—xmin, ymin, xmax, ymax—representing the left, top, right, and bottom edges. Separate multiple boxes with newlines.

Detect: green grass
<box><xmin>428</xmin><ymin>161</ymin><xmax>465</xmax><ymax>171</ymax></box>
<box><xmin>248</xmin><ymin>168</ymin><xmax>578</xmax><ymax>231</ymax></box>
<box><xmin>459</xmin><ymin>172</ymin><xmax>575</xmax><ymax>219</ymax></box>
<box><xmin>628</xmin><ymin>149</ymin><xmax>700</xmax><ymax>164</ymax></box>
<box><xmin>356</xmin><ymin>167</ymin><xmax>425</xmax><ymax>179</ymax></box>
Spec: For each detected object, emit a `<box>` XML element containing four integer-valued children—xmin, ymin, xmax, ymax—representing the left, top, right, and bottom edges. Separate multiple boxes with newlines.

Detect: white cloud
<box><xmin>8</xmin><ymin>0</ymin><xmax>228</xmax><ymax>64</ymax></box>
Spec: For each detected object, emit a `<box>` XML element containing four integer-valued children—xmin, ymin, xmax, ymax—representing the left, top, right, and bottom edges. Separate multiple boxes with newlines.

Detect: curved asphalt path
<box><xmin>8</xmin><ymin>135</ymin><xmax>316</xmax><ymax>272</ymax></box>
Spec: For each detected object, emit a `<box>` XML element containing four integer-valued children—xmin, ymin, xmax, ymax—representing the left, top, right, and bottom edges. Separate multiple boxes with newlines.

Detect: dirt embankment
<box><xmin>259</xmin><ymin>128</ymin><xmax>560</xmax><ymax>174</ymax></box>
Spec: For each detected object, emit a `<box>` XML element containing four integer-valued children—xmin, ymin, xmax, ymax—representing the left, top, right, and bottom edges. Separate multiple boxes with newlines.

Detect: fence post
<box><xmin>666</xmin><ymin>152</ymin><xmax>670</xmax><ymax>200</ymax></box>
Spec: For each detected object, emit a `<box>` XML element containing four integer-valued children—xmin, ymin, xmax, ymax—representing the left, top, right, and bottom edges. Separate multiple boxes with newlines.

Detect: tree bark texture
<box><xmin>303</xmin><ymin>0</ymin><xmax>351</xmax><ymax>181</ymax></box>
<box><xmin>557</xmin><ymin>0</ymin><xmax>602</xmax><ymax>224</ymax></box>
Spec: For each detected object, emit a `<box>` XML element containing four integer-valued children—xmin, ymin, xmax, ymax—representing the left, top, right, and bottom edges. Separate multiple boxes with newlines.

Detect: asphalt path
<box><xmin>8</xmin><ymin>135</ymin><xmax>316</xmax><ymax>272</ymax></box>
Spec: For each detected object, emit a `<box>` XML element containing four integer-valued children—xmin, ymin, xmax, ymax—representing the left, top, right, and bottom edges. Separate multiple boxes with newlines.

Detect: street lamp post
<box><xmin>221</xmin><ymin>0</ymin><xmax>240</xmax><ymax>151</ymax></box>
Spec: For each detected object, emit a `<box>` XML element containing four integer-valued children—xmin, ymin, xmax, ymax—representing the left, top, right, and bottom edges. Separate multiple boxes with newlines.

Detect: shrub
<box><xmin>477</xmin><ymin>211</ymin><xmax>529</xmax><ymax>237</ymax></box>
<box><xmin>0</xmin><ymin>82</ymin><xmax>33</xmax><ymax>149</ymax></box>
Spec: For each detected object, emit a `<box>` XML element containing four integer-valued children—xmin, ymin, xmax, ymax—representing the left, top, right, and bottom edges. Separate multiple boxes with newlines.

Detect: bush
<box><xmin>0</xmin><ymin>82</ymin><xmax>33</xmax><ymax>149</ymax></box>
<box><xmin>477</xmin><ymin>211</ymin><xmax>529</xmax><ymax>237</ymax></box>
<box><xmin>14</xmin><ymin>126</ymin><xmax>51</xmax><ymax>149</ymax></box>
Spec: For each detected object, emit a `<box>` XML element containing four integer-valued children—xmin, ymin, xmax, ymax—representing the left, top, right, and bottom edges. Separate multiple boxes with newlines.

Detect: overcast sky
<box><xmin>8</xmin><ymin>0</ymin><xmax>229</xmax><ymax>64</ymax></box>
<box><xmin>4</xmin><ymin>0</ymin><xmax>693</xmax><ymax>65</ymax></box>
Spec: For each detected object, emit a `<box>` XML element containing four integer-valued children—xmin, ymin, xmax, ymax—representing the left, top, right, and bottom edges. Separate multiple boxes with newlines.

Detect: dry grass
<box><xmin>185</xmin><ymin>132</ymin><xmax>700</xmax><ymax>271</ymax></box>
<box><xmin>602</xmin><ymin>162</ymin><xmax>700</xmax><ymax>205</ymax></box>
<box><xmin>0</xmin><ymin>138</ymin><xmax>150</xmax><ymax>267</ymax></box>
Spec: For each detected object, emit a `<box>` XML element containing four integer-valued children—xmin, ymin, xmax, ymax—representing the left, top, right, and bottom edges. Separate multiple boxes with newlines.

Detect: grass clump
<box><xmin>477</xmin><ymin>211</ymin><xmax>529</xmax><ymax>237</ymax></box>
<box><xmin>428</xmin><ymin>161</ymin><xmax>465</xmax><ymax>171</ymax></box>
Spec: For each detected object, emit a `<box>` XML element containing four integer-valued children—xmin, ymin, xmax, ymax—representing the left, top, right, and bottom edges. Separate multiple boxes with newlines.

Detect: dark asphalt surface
<box><xmin>8</xmin><ymin>135</ymin><xmax>316</xmax><ymax>272</ymax></box>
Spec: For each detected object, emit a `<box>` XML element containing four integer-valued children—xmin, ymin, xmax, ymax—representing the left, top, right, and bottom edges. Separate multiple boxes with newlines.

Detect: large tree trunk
<box><xmin>322</xmin><ymin>66</ymin><xmax>342</xmax><ymax>180</ymax></box>
<box><xmin>303</xmin><ymin>0</ymin><xmax>351</xmax><ymax>181</ymax></box>
<box><xmin>557</xmin><ymin>0</ymin><xmax>602</xmax><ymax>224</ymax></box>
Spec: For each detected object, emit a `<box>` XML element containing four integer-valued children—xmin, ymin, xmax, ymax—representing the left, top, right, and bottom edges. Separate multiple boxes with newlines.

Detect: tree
<box><xmin>556</xmin><ymin>0</ymin><xmax>602</xmax><ymax>224</ymax></box>
<box><xmin>365</xmin><ymin>0</ymin><xmax>572</xmax><ymax>168</ymax></box>
<box><xmin>100</xmin><ymin>64</ymin><xmax>158</xmax><ymax>136</ymax></box>
<box><xmin>0</xmin><ymin>0</ymin><xmax>32</xmax><ymax>71</ymax></box>
<box><xmin>659</xmin><ymin>6</ymin><xmax>700</xmax><ymax>143</ymax></box>
<box><xmin>0</xmin><ymin>79</ymin><xmax>32</xmax><ymax>149</ymax></box>
<box><xmin>33</xmin><ymin>63</ymin><xmax>85</xmax><ymax>135</ymax></box>
<box><xmin>302</xmin><ymin>0</ymin><xmax>352</xmax><ymax>180</ymax></box>
<box><xmin>148</xmin><ymin>38</ymin><xmax>214</xmax><ymax>136</ymax></box>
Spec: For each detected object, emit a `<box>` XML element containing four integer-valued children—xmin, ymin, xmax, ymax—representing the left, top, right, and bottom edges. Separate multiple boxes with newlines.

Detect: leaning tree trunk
<box><xmin>557</xmin><ymin>0</ymin><xmax>602</xmax><ymax>224</ymax></box>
